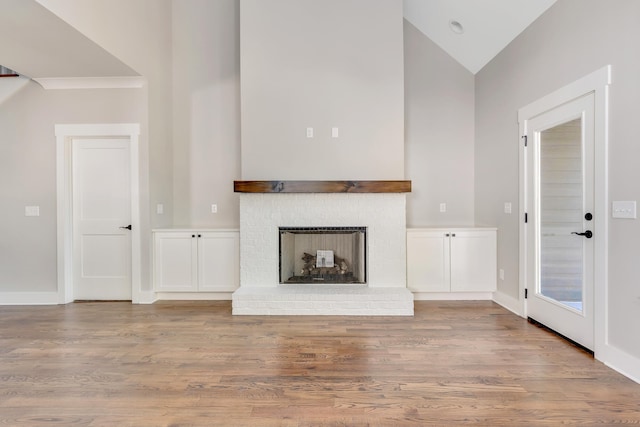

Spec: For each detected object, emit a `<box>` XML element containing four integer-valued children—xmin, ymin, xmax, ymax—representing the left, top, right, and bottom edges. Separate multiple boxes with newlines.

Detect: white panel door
<box><xmin>526</xmin><ymin>93</ymin><xmax>595</xmax><ymax>350</ymax></box>
<box><xmin>198</xmin><ymin>232</ymin><xmax>240</xmax><ymax>292</ymax></box>
<box><xmin>72</xmin><ymin>139</ymin><xmax>132</xmax><ymax>300</ymax></box>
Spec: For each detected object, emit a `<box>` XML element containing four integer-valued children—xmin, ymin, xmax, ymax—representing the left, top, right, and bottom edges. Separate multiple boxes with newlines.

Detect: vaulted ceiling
<box><xmin>1</xmin><ymin>0</ymin><xmax>557</xmax><ymax>79</ymax></box>
<box><xmin>404</xmin><ymin>0</ymin><xmax>557</xmax><ymax>74</ymax></box>
<box><xmin>0</xmin><ymin>0</ymin><xmax>137</xmax><ymax>79</ymax></box>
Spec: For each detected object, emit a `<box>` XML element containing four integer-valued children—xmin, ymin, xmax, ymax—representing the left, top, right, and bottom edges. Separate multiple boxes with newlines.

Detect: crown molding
<box><xmin>33</xmin><ymin>76</ymin><xmax>145</xmax><ymax>90</ymax></box>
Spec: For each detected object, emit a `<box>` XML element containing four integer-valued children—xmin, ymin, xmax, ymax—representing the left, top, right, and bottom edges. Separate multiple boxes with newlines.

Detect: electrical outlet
<box><xmin>156</xmin><ymin>204</ymin><xmax>164</xmax><ymax>215</ymax></box>
<box><xmin>306</xmin><ymin>127</ymin><xmax>314</xmax><ymax>138</ymax></box>
<box><xmin>499</xmin><ymin>269</ymin><xmax>505</xmax><ymax>280</ymax></box>
<box><xmin>439</xmin><ymin>203</ymin><xmax>447</xmax><ymax>213</ymax></box>
<box><xmin>211</xmin><ymin>204</ymin><xmax>218</xmax><ymax>214</ymax></box>
<box><xmin>504</xmin><ymin>202</ymin><xmax>512</xmax><ymax>214</ymax></box>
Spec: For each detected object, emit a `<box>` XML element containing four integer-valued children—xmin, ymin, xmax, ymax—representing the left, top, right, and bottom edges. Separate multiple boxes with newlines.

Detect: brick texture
<box><xmin>234</xmin><ymin>194</ymin><xmax>413</xmax><ymax>315</ymax></box>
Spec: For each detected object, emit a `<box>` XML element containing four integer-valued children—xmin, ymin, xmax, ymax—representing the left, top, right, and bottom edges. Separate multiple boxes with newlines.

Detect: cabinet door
<box><xmin>450</xmin><ymin>230</ymin><xmax>496</xmax><ymax>292</ymax></box>
<box><xmin>407</xmin><ymin>231</ymin><xmax>450</xmax><ymax>292</ymax></box>
<box><xmin>198</xmin><ymin>232</ymin><xmax>239</xmax><ymax>292</ymax></box>
<box><xmin>154</xmin><ymin>232</ymin><xmax>198</xmax><ymax>291</ymax></box>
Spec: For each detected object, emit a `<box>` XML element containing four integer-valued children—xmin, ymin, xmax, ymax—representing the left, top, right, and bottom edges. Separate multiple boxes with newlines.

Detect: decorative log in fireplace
<box><xmin>234</xmin><ymin>180</ymin><xmax>411</xmax><ymax>193</ymax></box>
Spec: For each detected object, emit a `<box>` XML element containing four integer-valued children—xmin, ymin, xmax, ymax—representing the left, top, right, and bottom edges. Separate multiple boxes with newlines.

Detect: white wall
<box><xmin>36</xmin><ymin>0</ymin><xmax>174</xmax><ymax>229</ymax></box>
<box><xmin>34</xmin><ymin>0</ymin><xmax>173</xmax><ymax>293</ymax></box>
<box><xmin>240</xmin><ymin>0</ymin><xmax>405</xmax><ymax>180</ymax></box>
<box><xmin>0</xmin><ymin>81</ymin><xmax>145</xmax><ymax>293</ymax></box>
<box><xmin>475</xmin><ymin>0</ymin><xmax>640</xmax><ymax>369</ymax></box>
<box><xmin>172</xmin><ymin>0</ymin><xmax>240</xmax><ymax>228</ymax></box>
<box><xmin>404</xmin><ymin>20</ymin><xmax>475</xmax><ymax>227</ymax></box>
<box><xmin>170</xmin><ymin>3</ymin><xmax>474</xmax><ymax>228</ymax></box>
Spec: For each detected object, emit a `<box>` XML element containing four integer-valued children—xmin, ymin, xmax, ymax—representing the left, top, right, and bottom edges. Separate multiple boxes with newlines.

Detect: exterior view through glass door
<box><xmin>525</xmin><ymin>93</ymin><xmax>595</xmax><ymax>351</ymax></box>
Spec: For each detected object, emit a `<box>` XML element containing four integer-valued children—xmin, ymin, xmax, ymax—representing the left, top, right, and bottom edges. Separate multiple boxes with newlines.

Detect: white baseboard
<box><xmin>135</xmin><ymin>290</ymin><xmax>158</xmax><ymax>304</ymax></box>
<box><xmin>492</xmin><ymin>291</ymin><xmax>525</xmax><ymax>317</ymax></box>
<box><xmin>154</xmin><ymin>292</ymin><xmax>234</xmax><ymax>301</ymax></box>
<box><xmin>600</xmin><ymin>344</ymin><xmax>640</xmax><ymax>384</ymax></box>
<box><xmin>412</xmin><ymin>291</ymin><xmax>493</xmax><ymax>301</ymax></box>
<box><xmin>0</xmin><ymin>292</ymin><xmax>59</xmax><ymax>305</ymax></box>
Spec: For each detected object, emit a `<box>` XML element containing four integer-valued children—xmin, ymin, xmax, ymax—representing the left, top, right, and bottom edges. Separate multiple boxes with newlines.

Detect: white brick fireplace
<box><xmin>237</xmin><ymin>2</ymin><xmax>408</xmax><ymax>315</ymax></box>
<box><xmin>232</xmin><ymin>192</ymin><xmax>413</xmax><ymax>315</ymax></box>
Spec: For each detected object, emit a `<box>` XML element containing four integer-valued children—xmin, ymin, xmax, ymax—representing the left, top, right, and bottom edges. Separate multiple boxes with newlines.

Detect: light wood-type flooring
<box><xmin>1</xmin><ymin>300</ymin><xmax>639</xmax><ymax>426</ymax></box>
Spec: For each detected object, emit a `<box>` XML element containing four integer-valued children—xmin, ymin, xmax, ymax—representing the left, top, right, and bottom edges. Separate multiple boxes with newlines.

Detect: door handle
<box><xmin>571</xmin><ymin>230</ymin><xmax>592</xmax><ymax>238</ymax></box>
<box><xmin>120</xmin><ymin>224</ymin><xmax>132</xmax><ymax>230</ymax></box>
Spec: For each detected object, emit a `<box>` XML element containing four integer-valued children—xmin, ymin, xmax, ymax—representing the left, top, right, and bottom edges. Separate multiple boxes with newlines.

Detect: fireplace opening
<box><xmin>279</xmin><ymin>227</ymin><xmax>367</xmax><ymax>284</ymax></box>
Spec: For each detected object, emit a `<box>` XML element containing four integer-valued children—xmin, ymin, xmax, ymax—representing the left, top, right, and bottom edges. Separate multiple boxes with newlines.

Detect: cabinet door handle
<box><xmin>445</xmin><ymin>233</ymin><xmax>450</xmax><ymax>237</ymax></box>
<box><xmin>198</xmin><ymin>234</ymin><xmax>202</xmax><ymax>238</ymax></box>
<box><xmin>192</xmin><ymin>234</ymin><xmax>196</xmax><ymax>238</ymax></box>
<box><xmin>451</xmin><ymin>233</ymin><xmax>456</xmax><ymax>237</ymax></box>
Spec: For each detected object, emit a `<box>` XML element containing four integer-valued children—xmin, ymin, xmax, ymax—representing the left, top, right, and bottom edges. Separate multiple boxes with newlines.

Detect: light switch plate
<box><xmin>156</xmin><ymin>204</ymin><xmax>164</xmax><ymax>215</ymax></box>
<box><xmin>211</xmin><ymin>204</ymin><xmax>218</xmax><ymax>214</ymax></box>
<box><xmin>25</xmin><ymin>206</ymin><xmax>40</xmax><ymax>217</ymax></box>
<box><xmin>331</xmin><ymin>127</ymin><xmax>339</xmax><ymax>138</ymax></box>
<box><xmin>439</xmin><ymin>203</ymin><xmax>447</xmax><ymax>213</ymax></box>
<box><xmin>612</xmin><ymin>201</ymin><xmax>636</xmax><ymax>219</ymax></box>
<box><xmin>504</xmin><ymin>202</ymin><xmax>512</xmax><ymax>214</ymax></box>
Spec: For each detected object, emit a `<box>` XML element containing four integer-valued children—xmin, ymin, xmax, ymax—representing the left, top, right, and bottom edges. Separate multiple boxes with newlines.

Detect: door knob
<box><xmin>120</xmin><ymin>224</ymin><xmax>132</xmax><ymax>230</ymax></box>
<box><xmin>571</xmin><ymin>230</ymin><xmax>592</xmax><ymax>238</ymax></box>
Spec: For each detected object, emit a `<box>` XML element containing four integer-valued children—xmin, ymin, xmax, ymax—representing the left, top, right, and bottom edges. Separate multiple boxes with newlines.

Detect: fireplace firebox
<box><xmin>279</xmin><ymin>227</ymin><xmax>367</xmax><ymax>284</ymax></box>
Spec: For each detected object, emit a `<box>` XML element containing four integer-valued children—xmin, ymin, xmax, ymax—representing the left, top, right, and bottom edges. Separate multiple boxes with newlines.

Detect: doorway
<box><xmin>56</xmin><ymin>124</ymin><xmax>141</xmax><ymax>303</ymax></box>
<box><xmin>518</xmin><ymin>66</ymin><xmax>611</xmax><ymax>354</ymax></box>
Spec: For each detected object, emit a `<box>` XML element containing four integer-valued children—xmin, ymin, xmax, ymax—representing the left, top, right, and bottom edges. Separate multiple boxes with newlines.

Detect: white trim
<box><xmin>155</xmin><ymin>292</ymin><xmax>234</xmax><ymax>301</ymax></box>
<box><xmin>55</xmin><ymin>123</ymin><xmax>141</xmax><ymax>304</ymax></box>
<box><xmin>518</xmin><ymin>120</ymin><xmax>528</xmax><ymax>317</ymax></box>
<box><xmin>492</xmin><ymin>290</ymin><xmax>524</xmax><ymax>317</ymax></box>
<box><xmin>412</xmin><ymin>292</ymin><xmax>493</xmax><ymax>301</ymax></box>
<box><xmin>518</xmin><ymin>65</ymin><xmax>610</xmax><ymax>357</ymax></box>
<box><xmin>137</xmin><ymin>291</ymin><xmax>158</xmax><ymax>304</ymax></box>
<box><xmin>601</xmin><ymin>346</ymin><xmax>640</xmax><ymax>384</ymax></box>
<box><xmin>517</xmin><ymin>66</ymin><xmax>611</xmax><ymax>122</ymax></box>
<box><xmin>0</xmin><ymin>292</ymin><xmax>59</xmax><ymax>305</ymax></box>
<box><xmin>35</xmin><ymin>76</ymin><xmax>145</xmax><ymax>90</ymax></box>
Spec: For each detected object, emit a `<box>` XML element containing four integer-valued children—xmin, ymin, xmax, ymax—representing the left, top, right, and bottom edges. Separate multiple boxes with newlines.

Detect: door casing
<box><xmin>56</xmin><ymin>123</ymin><xmax>141</xmax><ymax>304</ymax></box>
<box><xmin>518</xmin><ymin>65</ymin><xmax>610</xmax><ymax>357</ymax></box>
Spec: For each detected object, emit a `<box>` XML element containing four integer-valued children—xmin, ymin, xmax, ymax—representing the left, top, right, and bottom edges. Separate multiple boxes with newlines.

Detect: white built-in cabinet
<box><xmin>153</xmin><ymin>230</ymin><xmax>239</xmax><ymax>292</ymax></box>
<box><xmin>407</xmin><ymin>228</ymin><xmax>497</xmax><ymax>293</ymax></box>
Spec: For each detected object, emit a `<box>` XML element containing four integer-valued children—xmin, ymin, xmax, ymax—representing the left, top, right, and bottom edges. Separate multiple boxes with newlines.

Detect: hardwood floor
<box><xmin>1</xmin><ymin>301</ymin><xmax>639</xmax><ymax>426</ymax></box>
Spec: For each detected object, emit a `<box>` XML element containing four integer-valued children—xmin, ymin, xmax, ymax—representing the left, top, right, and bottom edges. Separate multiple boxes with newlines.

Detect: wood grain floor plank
<box><xmin>0</xmin><ymin>301</ymin><xmax>639</xmax><ymax>426</ymax></box>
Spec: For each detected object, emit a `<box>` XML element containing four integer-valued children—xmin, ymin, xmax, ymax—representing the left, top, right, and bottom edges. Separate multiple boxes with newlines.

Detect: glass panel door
<box><xmin>539</xmin><ymin>119</ymin><xmax>584</xmax><ymax>312</ymax></box>
<box><xmin>525</xmin><ymin>92</ymin><xmax>595</xmax><ymax>350</ymax></box>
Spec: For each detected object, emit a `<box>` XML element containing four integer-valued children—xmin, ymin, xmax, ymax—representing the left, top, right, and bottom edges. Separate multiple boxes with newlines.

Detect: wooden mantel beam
<box><xmin>234</xmin><ymin>180</ymin><xmax>411</xmax><ymax>194</ymax></box>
